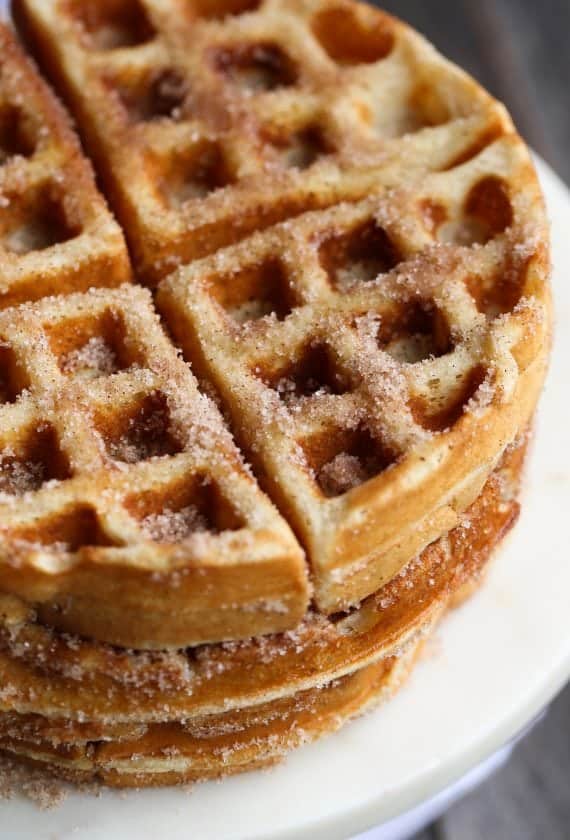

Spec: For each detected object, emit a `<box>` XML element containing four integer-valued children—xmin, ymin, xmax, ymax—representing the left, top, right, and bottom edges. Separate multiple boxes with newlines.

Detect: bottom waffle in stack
<box><xmin>0</xmin><ymin>436</ymin><xmax>525</xmax><ymax>787</ymax></box>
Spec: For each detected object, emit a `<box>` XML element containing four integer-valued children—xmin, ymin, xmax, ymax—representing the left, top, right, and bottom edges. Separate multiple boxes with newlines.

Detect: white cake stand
<box><xmin>0</xmin><ymin>141</ymin><xmax>568</xmax><ymax>840</ymax></box>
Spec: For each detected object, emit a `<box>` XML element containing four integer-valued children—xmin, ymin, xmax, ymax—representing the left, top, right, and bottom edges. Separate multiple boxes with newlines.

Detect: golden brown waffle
<box><xmin>0</xmin><ymin>24</ymin><xmax>130</xmax><ymax>308</ymax></box>
<box><xmin>0</xmin><ymin>649</ymin><xmax>420</xmax><ymax>787</ymax></box>
<box><xmin>0</xmin><ymin>445</ymin><xmax>520</xmax><ymax>722</ymax></box>
<box><xmin>0</xmin><ymin>438</ymin><xmax>524</xmax><ymax>786</ymax></box>
<box><xmin>159</xmin><ymin>134</ymin><xmax>550</xmax><ymax>613</ymax></box>
<box><xmin>1</xmin><ymin>0</ymin><xmax>553</xmax><ymax>791</ymax></box>
<box><xmin>12</xmin><ymin>0</ymin><xmax>551</xmax><ymax>621</ymax></box>
<box><xmin>0</xmin><ymin>284</ymin><xmax>308</xmax><ymax>648</ymax></box>
<box><xmin>14</xmin><ymin>0</ymin><xmax>509</xmax><ymax>285</ymax></box>
<box><xmin>0</xmin><ymin>24</ymin><xmax>309</xmax><ymax>649</ymax></box>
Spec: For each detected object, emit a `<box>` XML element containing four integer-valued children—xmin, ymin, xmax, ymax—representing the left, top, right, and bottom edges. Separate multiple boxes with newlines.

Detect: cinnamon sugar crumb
<box><xmin>61</xmin><ymin>336</ymin><xmax>118</xmax><ymax>379</ymax></box>
<box><xmin>0</xmin><ymin>753</ymin><xmax>67</xmax><ymax>809</ymax></box>
<box><xmin>141</xmin><ymin>505</ymin><xmax>209</xmax><ymax>542</ymax></box>
<box><xmin>0</xmin><ymin>453</ymin><xmax>44</xmax><ymax>496</ymax></box>
<box><xmin>318</xmin><ymin>453</ymin><xmax>368</xmax><ymax>496</ymax></box>
<box><xmin>465</xmin><ymin>367</ymin><xmax>496</xmax><ymax>416</ymax></box>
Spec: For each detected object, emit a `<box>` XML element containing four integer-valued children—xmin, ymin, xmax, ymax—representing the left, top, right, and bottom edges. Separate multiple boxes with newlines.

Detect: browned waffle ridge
<box><xmin>158</xmin><ymin>146</ymin><xmax>550</xmax><ymax>613</ymax></box>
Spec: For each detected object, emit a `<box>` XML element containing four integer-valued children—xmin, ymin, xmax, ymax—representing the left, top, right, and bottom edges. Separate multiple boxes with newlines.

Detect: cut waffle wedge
<box><xmin>0</xmin><ymin>284</ymin><xmax>308</xmax><ymax>648</ymax></box>
<box><xmin>158</xmin><ymin>135</ymin><xmax>550</xmax><ymax>612</ymax></box>
<box><xmin>0</xmin><ymin>24</ymin><xmax>131</xmax><ymax>308</ymax></box>
<box><xmin>15</xmin><ymin>0</ymin><xmax>511</xmax><ymax>285</ymax></box>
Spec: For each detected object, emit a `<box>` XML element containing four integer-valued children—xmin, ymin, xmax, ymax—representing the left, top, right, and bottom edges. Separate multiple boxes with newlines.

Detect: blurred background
<box><xmin>379</xmin><ymin>0</ymin><xmax>570</xmax><ymax>184</ymax></box>
<box><xmin>372</xmin><ymin>2</ymin><xmax>569</xmax><ymax>838</ymax></box>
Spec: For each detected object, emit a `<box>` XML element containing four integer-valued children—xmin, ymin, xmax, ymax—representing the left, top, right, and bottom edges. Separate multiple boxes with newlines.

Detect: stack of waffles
<box><xmin>0</xmin><ymin>0</ymin><xmax>551</xmax><ymax>787</ymax></box>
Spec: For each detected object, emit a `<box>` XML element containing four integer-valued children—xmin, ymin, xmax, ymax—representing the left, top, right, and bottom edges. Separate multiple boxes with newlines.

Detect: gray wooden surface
<box><xmin>371</xmin><ymin>2</ymin><xmax>570</xmax><ymax>838</ymax></box>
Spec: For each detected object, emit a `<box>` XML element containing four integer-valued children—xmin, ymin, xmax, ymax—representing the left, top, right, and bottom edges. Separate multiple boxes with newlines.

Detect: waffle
<box><xmin>14</xmin><ymin>0</ymin><xmax>509</xmax><ymax>285</ymax></box>
<box><xmin>14</xmin><ymin>0</ymin><xmax>550</xmax><ymax>615</ymax></box>
<box><xmin>0</xmin><ymin>649</ymin><xmax>421</xmax><ymax>788</ymax></box>
<box><xmin>0</xmin><ymin>438</ymin><xmax>524</xmax><ymax>786</ymax></box>
<box><xmin>0</xmin><ymin>284</ymin><xmax>308</xmax><ymax>648</ymax></box>
<box><xmin>158</xmin><ymin>134</ymin><xmax>550</xmax><ymax>613</ymax></box>
<box><xmin>0</xmin><ymin>0</ymin><xmax>553</xmax><ymax>792</ymax></box>
<box><xmin>0</xmin><ymin>25</ymin><xmax>131</xmax><ymax>307</ymax></box>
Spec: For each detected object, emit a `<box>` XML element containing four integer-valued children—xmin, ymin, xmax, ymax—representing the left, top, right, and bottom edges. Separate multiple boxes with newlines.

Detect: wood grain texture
<box><xmin>369</xmin><ymin>2</ymin><xmax>570</xmax><ymax>838</ymax></box>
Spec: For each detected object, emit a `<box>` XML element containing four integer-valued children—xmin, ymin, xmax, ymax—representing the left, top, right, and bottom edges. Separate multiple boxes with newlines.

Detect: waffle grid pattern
<box><xmin>0</xmin><ymin>1</ymin><xmax>552</xmax><ymax>788</ymax></box>
<box><xmin>0</xmin><ymin>283</ymin><xmax>308</xmax><ymax>648</ymax></box>
<box><xmin>160</xmin><ymin>134</ymin><xmax>549</xmax><ymax>610</ymax></box>
<box><xmin>0</xmin><ymin>26</ymin><xmax>131</xmax><ymax>308</ymax></box>
<box><xmin>14</xmin><ymin>0</ymin><xmax>508</xmax><ymax>283</ymax></box>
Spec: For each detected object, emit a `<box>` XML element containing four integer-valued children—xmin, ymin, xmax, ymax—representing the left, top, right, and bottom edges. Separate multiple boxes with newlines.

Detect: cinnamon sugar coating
<box><xmin>0</xmin><ymin>0</ymin><xmax>553</xmax><ymax>790</ymax></box>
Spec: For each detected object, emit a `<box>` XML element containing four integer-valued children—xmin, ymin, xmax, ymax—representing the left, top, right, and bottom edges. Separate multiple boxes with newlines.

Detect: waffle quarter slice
<box><xmin>14</xmin><ymin>0</ymin><xmax>509</xmax><ymax>285</ymax></box>
<box><xmin>0</xmin><ymin>24</ymin><xmax>131</xmax><ymax>308</ymax></box>
<box><xmin>0</xmin><ymin>285</ymin><xmax>308</xmax><ymax>648</ymax></box>
<box><xmin>159</xmin><ymin>133</ymin><xmax>550</xmax><ymax>612</ymax></box>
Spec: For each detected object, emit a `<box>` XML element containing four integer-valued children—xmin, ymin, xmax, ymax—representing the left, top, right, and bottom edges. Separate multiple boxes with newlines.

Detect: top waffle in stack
<box><xmin>0</xmin><ymin>0</ymin><xmax>552</xmax><ymax>656</ymax></box>
<box><xmin>0</xmin><ymin>0</ymin><xmax>553</xmax><ymax>790</ymax></box>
